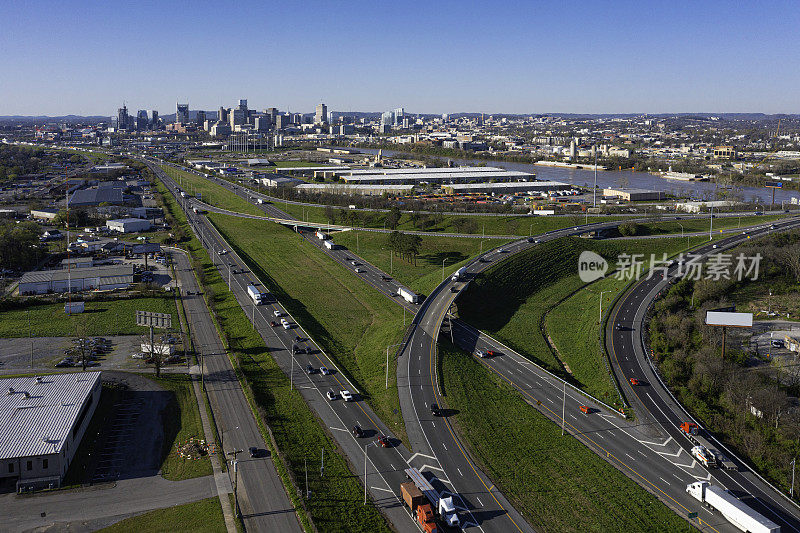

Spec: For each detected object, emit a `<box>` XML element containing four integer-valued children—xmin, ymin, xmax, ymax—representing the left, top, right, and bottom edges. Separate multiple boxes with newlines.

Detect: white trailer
<box><xmin>686</xmin><ymin>481</ymin><xmax>780</xmax><ymax>533</ymax></box>
<box><xmin>257</xmin><ymin>198</ymin><xmax>264</xmax><ymax>204</ymax></box>
<box><xmin>179</xmin><ymin>191</ymin><xmax>186</xmax><ymax>198</ymax></box>
<box><xmin>324</xmin><ymin>240</ymin><xmax>335</xmax><ymax>250</ymax></box>
<box><xmin>451</xmin><ymin>267</ymin><xmax>467</xmax><ymax>282</ymax></box>
<box><xmin>397</xmin><ymin>287</ymin><xmax>420</xmax><ymax>304</ymax></box>
<box><xmin>315</xmin><ymin>230</ymin><xmax>328</xmax><ymax>240</ymax></box>
<box><xmin>247</xmin><ymin>284</ymin><xmax>265</xmax><ymax>305</ymax></box>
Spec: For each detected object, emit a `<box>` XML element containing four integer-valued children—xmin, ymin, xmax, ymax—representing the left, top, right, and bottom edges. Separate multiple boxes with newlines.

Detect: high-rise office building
<box><xmin>150</xmin><ymin>110</ymin><xmax>159</xmax><ymax>129</ymax></box>
<box><xmin>265</xmin><ymin>107</ymin><xmax>278</xmax><ymax>122</ymax></box>
<box><xmin>136</xmin><ymin>110</ymin><xmax>148</xmax><ymax>131</ymax></box>
<box><xmin>117</xmin><ymin>105</ymin><xmax>129</xmax><ymax>130</ymax></box>
<box><xmin>393</xmin><ymin>107</ymin><xmax>405</xmax><ymax>126</ymax></box>
<box><xmin>196</xmin><ymin>110</ymin><xmax>206</xmax><ymax>126</ymax></box>
<box><xmin>176</xmin><ymin>103</ymin><xmax>189</xmax><ymax>125</ymax></box>
<box><xmin>275</xmin><ymin>114</ymin><xmax>290</xmax><ymax>130</ymax></box>
<box><xmin>315</xmin><ymin>103</ymin><xmax>327</xmax><ymax>125</ymax></box>
<box><xmin>218</xmin><ymin>107</ymin><xmax>228</xmax><ymax>123</ymax></box>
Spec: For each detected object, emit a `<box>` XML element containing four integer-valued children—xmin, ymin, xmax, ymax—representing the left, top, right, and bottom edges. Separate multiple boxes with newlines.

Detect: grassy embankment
<box><xmin>332</xmin><ymin>230</ymin><xmax>508</xmax><ymax>297</ymax></box>
<box><xmin>0</xmin><ymin>296</ymin><xmax>177</xmax><ymax>338</ymax></box>
<box><xmin>440</xmin><ymin>341</ymin><xmax>694</xmax><ymax>533</ymax></box>
<box><xmin>155</xmin><ymin>178</ymin><xmax>391</xmax><ymax>532</ymax></box>
<box><xmin>625</xmin><ymin>214</ymin><xmax>784</xmax><ymax>236</ymax></box>
<box><xmin>207</xmin><ymin>212</ymin><xmax>409</xmax><ymax>444</ymax></box>
<box><xmin>98</xmin><ymin>497</ymin><xmax>225</xmax><ymax>533</ymax></box>
<box><xmin>459</xmin><ymin>235</ymin><xmax>720</xmax><ymax>407</ymax></box>
<box><xmin>159</xmin><ymin>165</ymin><xmax>262</xmax><ymax>215</ymax></box>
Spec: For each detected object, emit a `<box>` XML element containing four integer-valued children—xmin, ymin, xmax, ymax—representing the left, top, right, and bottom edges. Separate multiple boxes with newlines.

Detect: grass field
<box><xmin>332</xmin><ymin>230</ymin><xmax>507</xmax><ymax>296</ymax></box>
<box><xmin>440</xmin><ymin>341</ymin><xmax>693</xmax><ymax>533</ymax></box>
<box><xmin>156</xmin><ymin>374</ymin><xmax>213</xmax><ymax>481</ymax></box>
<box><xmin>635</xmin><ymin>214</ymin><xmax>783</xmax><ymax>236</ymax></box>
<box><xmin>0</xmin><ymin>296</ymin><xmax>178</xmax><ymax>338</ymax></box>
<box><xmin>207</xmin><ymin>212</ymin><xmax>409</xmax><ymax>444</ymax></box>
<box><xmin>98</xmin><ymin>497</ymin><xmax>225</xmax><ymax>533</ymax></box>
<box><xmin>159</xmin><ymin>165</ymin><xmax>262</xmax><ymax>215</ymax></box>
<box><xmin>459</xmin><ymin>235</ymin><xmax>718</xmax><ymax>406</ymax></box>
<box><xmin>155</xmin><ymin>178</ymin><xmax>391</xmax><ymax>532</ymax></box>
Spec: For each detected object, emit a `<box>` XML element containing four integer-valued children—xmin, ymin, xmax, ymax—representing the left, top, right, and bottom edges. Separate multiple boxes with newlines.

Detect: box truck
<box><xmin>686</xmin><ymin>481</ymin><xmax>780</xmax><ymax>533</ymax></box>
<box><xmin>324</xmin><ymin>240</ymin><xmax>335</xmax><ymax>250</ymax></box>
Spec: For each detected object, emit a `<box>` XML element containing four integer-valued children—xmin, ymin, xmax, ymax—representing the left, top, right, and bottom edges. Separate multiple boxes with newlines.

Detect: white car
<box><xmin>273</xmin><ymin>310</ymin><xmax>282</xmax><ymax>317</ymax></box>
<box><xmin>475</xmin><ymin>350</ymin><xmax>486</xmax><ymax>358</ymax></box>
<box><xmin>712</xmin><ymin>244</ymin><xmax>718</xmax><ymax>249</ymax></box>
<box><xmin>340</xmin><ymin>390</ymin><xmax>354</xmax><ymax>401</ymax></box>
<box><xmin>320</xmin><ymin>366</ymin><xmax>331</xmax><ymax>375</ymax></box>
<box><xmin>281</xmin><ymin>319</ymin><xmax>290</xmax><ymax>330</ymax></box>
<box><xmin>219</xmin><ymin>249</ymin><xmax>228</xmax><ymax>255</ymax></box>
<box><xmin>350</xmin><ymin>260</ymin><xmax>358</xmax><ymax>266</ymax></box>
<box><xmin>354</xmin><ymin>268</ymin><xmax>364</xmax><ymax>273</ymax></box>
<box><xmin>326</xmin><ymin>390</ymin><xmax>337</xmax><ymax>401</ymax></box>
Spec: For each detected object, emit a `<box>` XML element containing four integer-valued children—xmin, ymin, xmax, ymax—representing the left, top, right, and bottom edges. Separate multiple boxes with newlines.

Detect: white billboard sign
<box><xmin>705</xmin><ymin>311</ymin><xmax>753</xmax><ymax>328</ymax></box>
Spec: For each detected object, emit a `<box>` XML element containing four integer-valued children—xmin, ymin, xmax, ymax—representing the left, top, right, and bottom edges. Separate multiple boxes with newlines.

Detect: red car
<box><xmin>486</xmin><ymin>350</ymin><xmax>497</xmax><ymax>357</ymax></box>
<box><xmin>377</xmin><ymin>435</ymin><xmax>391</xmax><ymax>448</ymax></box>
<box><xmin>629</xmin><ymin>378</ymin><xmax>641</xmax><ymax>386</ymax></box>
<box><xmin>270</xmin><ymin>321</ymin><xmax>278</xmax><ymax>327</ymax></box>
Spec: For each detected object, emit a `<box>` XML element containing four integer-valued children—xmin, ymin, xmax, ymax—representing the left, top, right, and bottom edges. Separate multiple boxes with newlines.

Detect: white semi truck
<box><xmin>397</xmin><ymin>287</ymin><xmax>420</xmax><ymax>304</ymax></box>
<box><xmin>315</xmin><ymin>231</ymin><xmax>328</xmax><ymax>240</ymax></box>
<box><xmin>451</xmin><ymin>267</ymin><xmax>467</xmax><ymax>282</ymax></box>
<box><xmin>686</xmin><ymin>481</ymin><xmax>780</xmax><ymax>533</ymax></box>
<box><xmin>247</xmin><ymin>284</ymin><xmax>266</xmax><ymax>305</ymax></box>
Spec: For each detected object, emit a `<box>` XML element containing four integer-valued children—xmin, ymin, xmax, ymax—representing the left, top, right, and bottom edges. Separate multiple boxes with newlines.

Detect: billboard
<box><xmin>136</xmin><ymin>310</ymin><xmax>172</xmax><ymax>329</ymax></box>
<box><xmin>705</xmin><ymin>311</ymin><xmax>753</xmax><ymax>328</ymax></box>
<box><xmin>765</xmin><ymin>181</ymin><xmax>783</xmax><ymax>188</ymax></box>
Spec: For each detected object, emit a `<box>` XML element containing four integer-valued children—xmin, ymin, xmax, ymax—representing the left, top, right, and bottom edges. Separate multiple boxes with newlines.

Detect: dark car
<box><xmin>295</xmin><ymin>335</ymin><xmax>303</xmax><ymax>343</ymax></box>
<box><xmin>249</xmin><ymin>447</ymin><xmax>268</xmax><ymax>458</ymax></box>
<box><xmin>431</xmin><ymin>403</ymin><xmax>441</xmax><ymax>416</ymax></box>
<box><xmin>450</xmin><ymin>287</ymin><xmax>458</xmax><ymax>293</ymax></box>
<box><xmin>381</xmin><ymin>275</ymin><xmax>392</xmax><ymax>281</ymax></box>
<box><xmin>352</xmin><ymin>425</ymin><xmax>364</xmax><ymax>438</ymax></box>
<box><xmin>270</xmin><ymin>321</ymin><xmax>278</xmax><ymax>327</ymax></box>
<box><xmin>306</xmin><ymin>364</ymin><xmax>315</xmax><ymax>374</ymax></box>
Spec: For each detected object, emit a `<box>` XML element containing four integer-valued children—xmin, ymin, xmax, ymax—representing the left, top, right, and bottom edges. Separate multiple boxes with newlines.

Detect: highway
<box><xmin>171</xmin><ymin>249</ymin><xmax>302</xmax><ymax>532</ymax></box>
<box><xmin>607</xmin><ymin>218</ymin><xmax>800</xmax><ymax>532</ymax></box>
<box><xmin>151</xmin><ymin>162</ymin><xmax>423</xmax><ymax>533</ymax></box>
<box><xmin>159</xmin><ymin>159</ymin><xmax>800</xmax><ymax>531</ymax></box>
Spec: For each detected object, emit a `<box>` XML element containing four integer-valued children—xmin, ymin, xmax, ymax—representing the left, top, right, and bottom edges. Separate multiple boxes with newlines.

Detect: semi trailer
<box><xmin>686</xmin><ymin>481</ymin><xmax>780</xmax><ymax>533</ymax></box>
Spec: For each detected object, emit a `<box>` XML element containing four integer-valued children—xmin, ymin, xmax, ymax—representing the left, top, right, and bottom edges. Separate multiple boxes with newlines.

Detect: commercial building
<box><xmin>296</xmin><ymin>183</ymin><xmax>413</xmax><ymax>196</ymax></box>
<box><xmin>676</xmin><ymin>200</ymin><xmax>740</xmax><ymax>213</ymax></box>
<box><xmin>18</xmin><ymin>265</ymin><xmax>134</xmax><ymax>295</ymax></box>
<box><xmin>257</xmin><ymin>176</ymin><xmax>304</xmax><ymax>188</ymax></box>
<box><xmin>713</xmin><ymin>146</ymin><xmax>737</xmax><ymax>158</ymax></box>
<box><xmin>106</xmin><ymin>218</ymin><xmax>151</xmax><ymax>233</ymax></box>
<box><xmin>68</xmin><ymin>187</ymin><xmax>124</xmax><ymax>207</ymax></box>
<box><xmin>176</xmin><ymin>103</ymin><xmax>189</xmax><ymax>125</ymax></box>
<box><xmin>315</xmin><ymin>103</ymin><xmax>327</xmax><ymax>125</ymax></box>
<box><xmin>30</xmin><ymin>209</ymin><xmax>59</xmax><ymax>221</ymax></box>
<box><xmin>602</xmin><ymin>188</ymin><xmax>664</xmax><ymax>201</ymax></box>
<box><xmin>443</xmin><ymin>181</ymin><xmax>570</xmax><ymax>195</ymax></box>
<box><xmin>0</xmin><ymin>372</ymin><xmax>102</xmax><ymax>491</ymax></box>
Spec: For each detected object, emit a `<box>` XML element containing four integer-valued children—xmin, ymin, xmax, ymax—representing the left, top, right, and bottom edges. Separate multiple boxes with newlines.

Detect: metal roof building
<box><xmin>0</xmin><ymin>372</ymin><xmax>102</xmax><ymax>491</ymax></box>
<box><xmin>68</xmin><ymin>187</ymin><xmax>124</xmax><ymax>207</ymax></box>
<box><xmin>296</xmin><ymin>183</ymin><xmax>414</xmax><ymax>196</ymax></box>
<box><xmin>339</xmin><ymin>170</ymin><xmax>534</xmax><ymax>185</ymax></box>
<box><xmin>443</xmin><ymin>180</ymin><xmax>571</xmax><ymax>194</ymax></box>
<box><xmin>18</xmin><ymin>265</ymin><xmax>135</xmax><ymax>295</ymax></box>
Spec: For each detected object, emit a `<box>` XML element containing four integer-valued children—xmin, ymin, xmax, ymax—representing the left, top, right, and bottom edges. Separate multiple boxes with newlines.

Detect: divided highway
<box><xmin>158</xmin><ymin>160</ymin><xmax>800</xmax><ymax>531</ymax></box>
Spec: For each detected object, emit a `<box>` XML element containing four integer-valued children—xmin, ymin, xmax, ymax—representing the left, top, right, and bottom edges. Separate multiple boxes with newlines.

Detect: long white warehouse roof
<box><xmin>339</xmin><ymin>166</ymin><xmax>510</xmax><ymax>175</ymax></box>
<box><xmin>446</xmin><ymin>181</ymin><xmax>570</xmax><ymax>191</ymax></box>
<box><xmin>0</xmin><ymin>372</ymin><xmax>101</xmax><ymax>460</ymax></box>
<box><xmin>341</xmin><ymin>171</ymin><xmax>534</xmax><ymax>183</ymax></box>
<box><xmin>297</xmin><ymin>183</ymin><xmax>414</xmax><ymax>191</ymax></box>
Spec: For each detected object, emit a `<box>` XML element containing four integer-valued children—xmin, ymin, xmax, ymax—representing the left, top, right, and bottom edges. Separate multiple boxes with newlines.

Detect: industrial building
<box><xmin>106</xmin><ymin>218</ymin><xmax>152</xmax><ymax>233</ymax></box>
<box><xmin>295</xmin><ymin>183</ymin><xmax>414</xmax><ymax>196</ymax></box>
<box><xmin>18</xmin><ymin>265</ymin><xmax>134</xmax><ymax>295</ymax></box>
<box><xmin>338</xmin><ymin>170</ymin><xmax>534</xmax><ymax>185</ymax></box>
<box><xmin>676</xmin><ymin>200</ymin><xmax>740</xmax><ymax>213</ymax></box>
<box><xmin>69</xmin><ymin>182</ymin><xmax>125</xmax><ymax>207</ymax></box>
<box><xmin>0</xmin><ymin>372</ymin><xmax>102</xmax><ymax>491</ymax></box>
<box><xmin>257</xmin><ymin>176</ymin><xmax>304</xmax><ymax>188</ymax></box>
<box><xmin>443</xmin><ymin>181</ymin><xmax>570</xmax><ymax>195</ymax></box>
<box><xmin>30</xmin><ymin>209</ymin><xmax>58</xmax><ymax>221</ymax></box>
<box><xmin>602</xmin><ymin>188</ymin><xmax>664</xmax><ymax>201</ymax></box>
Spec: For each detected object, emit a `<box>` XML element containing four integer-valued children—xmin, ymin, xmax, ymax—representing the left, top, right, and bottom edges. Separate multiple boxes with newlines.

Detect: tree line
<box><xmin>385</xmin><ymin>231</ymin><xmax>423</xmax><ymax>266</ymax></box>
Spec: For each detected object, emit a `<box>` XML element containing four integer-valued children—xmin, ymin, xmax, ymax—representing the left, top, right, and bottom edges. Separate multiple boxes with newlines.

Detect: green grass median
<box><xmin>98</xmin><ymin>497</ymin><xmax>225</xmax><ymax>533</ymax></box>
<box><xmin>440</xmin><ymin>341</ymin><xmax>693</xmax><ymax>533</ymax></box>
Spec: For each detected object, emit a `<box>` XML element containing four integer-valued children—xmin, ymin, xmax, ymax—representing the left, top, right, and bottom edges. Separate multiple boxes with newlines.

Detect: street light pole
<box><xmin>385</xmin><ymin>342</ymin><xmax>403</xmax><ymax>389</ymax></box>
<box><xmin>442</xmin><ymin>258</ymin><xmax>448</xmax><ymax>282</ymax></box>
<box><xmin>709</xmin><ymin>206</ymin><xmax>714</xmax><ymax>241</ymax></box>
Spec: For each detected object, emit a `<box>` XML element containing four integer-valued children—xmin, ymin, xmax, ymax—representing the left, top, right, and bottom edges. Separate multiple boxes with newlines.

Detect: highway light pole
<box><xmin>791</xmin><ymin>457</ymin><xmax>796</xmax><ymax>499</ymax></box>
<box><xmin>385</xmin><ymin>343</ymin><xmax>404</xmax><ymax>389</ymax></box>
<box><xmin>363</xmin><ymin>441</ymin><xmax>378</xmax><ymax>505</ymax></box>
<box><xmin>599</xmin><ymin>290</ymin><xmax>610</xmax><ymax>325</ymax></box>
<box><xmin>561</xmin><ymin>380</ymin><xmax>566</xmax><ymax>436</ymax></box>
<box><xmin>709</xmin><ymin>206</ymin><xmax>714</xmax><ymax>241</ymax></box>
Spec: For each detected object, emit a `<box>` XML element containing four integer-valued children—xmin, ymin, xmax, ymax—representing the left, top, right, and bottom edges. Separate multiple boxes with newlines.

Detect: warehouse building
<box><xmin>295</xmin><ymin>183</ymin><xmax>414</xmax><ymax>196</ymax></box>
<box><xmin>443</xmin><ymin>180</ymin><xmax>570</xmax><ymax>195</ymax></box>
<box><xmin>338</xmin><ymin>170</ymin><xmax>535</xmax><ymax>185</ymax></box>
<box><xmin>106</xmin><ymin>218</ymin><xmax>152</xmax><ymax>233</ymax></box>
<box><xmin>602</xmin><ymin>188</ymin><xmax>664</xmax><ymax>201</ymax></box>
<box><xmin>30</xmin><ymin>209</ymin><xmax>59</xmax><ymax>221</ymax></box>
<box><xmin>68</xmin><ymin>186</ymin><xmax>124</xmax><ymax>207</ymax></box>
<box><xmin>18</xmin><ymin>265</ymin><xmax>134</xmax><ymax>295</ymax></box>
<box><xmin>0</xmin><ymin>372</ymin><xmax>102</xmax><ymax>491</ymax></box>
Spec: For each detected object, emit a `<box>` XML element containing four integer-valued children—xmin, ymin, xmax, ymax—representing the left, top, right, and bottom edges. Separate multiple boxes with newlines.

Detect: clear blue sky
<box><xmin>2</xmin><ymin>0</ymin><xmax>799</xmax><ymax>116</ymax></box>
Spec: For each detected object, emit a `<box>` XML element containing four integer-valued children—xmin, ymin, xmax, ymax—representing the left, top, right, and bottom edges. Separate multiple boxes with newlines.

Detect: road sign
<box><xmin>136</xmin><ymin>310</ymin><xmax>172</xmax><ymax>329</ymax></box>
<box><xmin>765</xmin><ymin>181</ymin><xmax>783</xmax><ymax>188</ymax></box>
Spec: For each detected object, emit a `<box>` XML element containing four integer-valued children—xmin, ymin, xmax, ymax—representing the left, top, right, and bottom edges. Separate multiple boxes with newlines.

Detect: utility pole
<box><xmin>228</xmin><ymin>449</ymin><xmax>243</xmax><ymax>519</ymax></box>
<box><xmin>442</xmin><ymin>258</ymin><xmax>448</xmax><ymax>282</ymax></box>
<box><xmin>561</xmin><ymin>380</ymin><xmax>566</xmax><ymax>436</ymax></box>
<box><xmin>290</xmin><ymin>351</ymin><xmax>295</xmax><ymax>390</ymax></box>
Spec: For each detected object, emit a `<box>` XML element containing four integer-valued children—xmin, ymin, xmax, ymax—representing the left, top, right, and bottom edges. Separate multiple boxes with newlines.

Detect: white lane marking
<box><xmin>457</xmin><ymin>468</ymin><xmax>463</xmax><ymax>476</ymax></box>
<box><xmin>625</xmin><ymin>453</ymin><xmax>636</xmax><ymax>461</ymax></box>
<box><xmin>371</xmin><ymin>486</ymin><xmax>395</xmax><ymax>493</ymax></box>
<box><xmin>476</xmin><ymin>497</ymin><xmax>483</xmax><ymax>506</ymax></box>
<box><xmin>329</xmin><ymin>426</ymin><xmax>348</xmax><ymax>432</ymax></box>
<box><xmin>659</xmin><ymin>477</ymin><xmax>671</xmax><ymax>486</ymax></box>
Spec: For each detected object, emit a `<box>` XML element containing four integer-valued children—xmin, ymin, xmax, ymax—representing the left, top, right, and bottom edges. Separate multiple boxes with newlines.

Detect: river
<box><xmin>356</xmin><ymin>148</ymin><xmax>799</xmax><ymax>205</ymax></box>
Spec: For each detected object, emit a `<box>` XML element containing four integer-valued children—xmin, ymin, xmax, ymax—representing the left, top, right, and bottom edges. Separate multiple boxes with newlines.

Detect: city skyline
<box><xmin>2</xmin><ymin>1</ymin><xmax>800</xmax><ymax>116</ymax></box>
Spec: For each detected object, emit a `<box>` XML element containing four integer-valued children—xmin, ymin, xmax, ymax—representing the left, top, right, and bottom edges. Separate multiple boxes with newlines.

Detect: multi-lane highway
<box><xmin>151</xmin><ymin>162</ymin><xmax>426</xmax><ymax>533</ymax></box>
<box><xmin>608</xmin><ymin>218</ymin><xmax>800</xmax><ymax>532</ymax></box>
<box><xmin>157</xmin><ymin>159</ymin><xmax>800</xmax><ymax>532</ymax></box>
